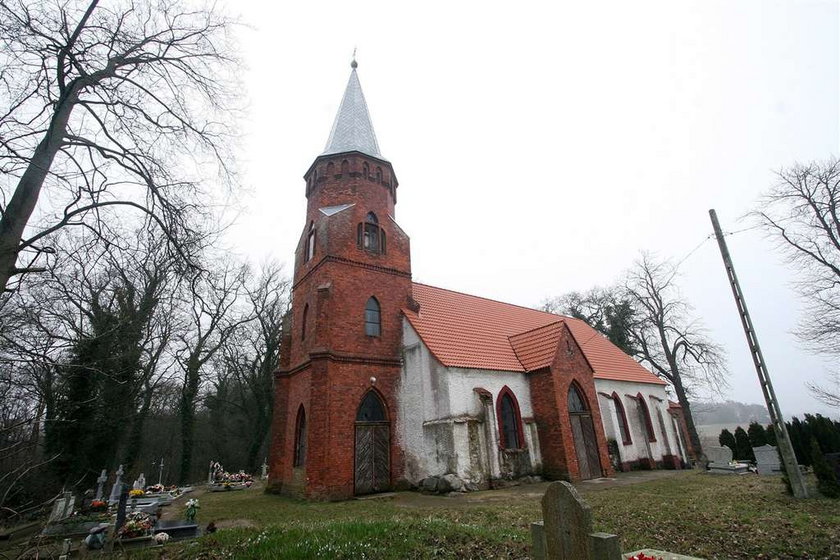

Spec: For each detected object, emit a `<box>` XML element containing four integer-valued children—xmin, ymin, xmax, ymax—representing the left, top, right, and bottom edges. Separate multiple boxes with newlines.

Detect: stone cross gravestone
<box><xmin>109</xmin><ymin>464</ymin><xmax>124</xmax><ymax>503</ymax></box>
<box><xmin>753</xmin><ymin>445</ymin><xmax>781</xmax><ymax>475</ymax></box>
<box><xmin>133</xmin><ymin>472</ymin><xmax>146</xmax><ymax>490</ymax></box>
<box><xmin>95</xmin><ymin>470</ymin><xmax>108</xmax><ymax>500</ymax></box>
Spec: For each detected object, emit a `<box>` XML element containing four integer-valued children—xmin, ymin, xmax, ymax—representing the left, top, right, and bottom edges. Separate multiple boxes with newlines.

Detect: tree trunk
<box><xmin>0</xmin><ymin>92</ymin><xmax>77</xmax><ymax>292</ymax></box>
<box><xmin>671</xmin><ymin>376</ymin><xmax>703</xmax><ymax>461</ymax></box>
<box><xmin>122</xmin><ymin>387</ymin><xmax>154</xmax><ymax>472</ymax></box>
<box><xmin>178</xmin><ymin>369</ymin><xmax>200</xmax><ymax>485</ymax></box>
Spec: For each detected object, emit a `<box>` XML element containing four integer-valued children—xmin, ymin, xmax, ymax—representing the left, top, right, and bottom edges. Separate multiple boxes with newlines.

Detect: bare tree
<box><xmin>0</xmin><ymin>0</ymin><xmax>238</xmax><ymax>294</ymax></box>
<box><xmin>175</xmin><ymin>261</ymin><xmax>250</xmax><ymax>484</ymax></box>
<box><xmin>542</xmin><ymin>287</ymin><xmax>638</xmax><ymax>356</ymax></box>
<box><xmin>217</xmin><ymin>262</ymin><xmax>289</xmax><ymax>471</ymax></box>
<box><xmin>623</xmin><ymin>254</ymin><xmax>727</xmax><ymax>456</ymax></box>
<box><xmin>753</xmin><ymin>158</ymin><xmax>840</xmax><ymax>407</ymax></box>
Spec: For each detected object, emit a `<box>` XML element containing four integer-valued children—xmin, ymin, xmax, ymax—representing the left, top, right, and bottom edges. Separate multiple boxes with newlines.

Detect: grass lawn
<box><xmin>126</xmin><ymin>472</ymin><xmax>838</xmax><ymax>559</ymax></box>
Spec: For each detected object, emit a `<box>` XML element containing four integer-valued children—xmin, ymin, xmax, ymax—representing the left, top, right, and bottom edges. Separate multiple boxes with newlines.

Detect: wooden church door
<box><xmin>568</xmin><ymin>384</ymin><xmax>603</xmax><ymax>480</ymax></box>
<box><xmin>354</xmin><ymin>391</ymin><xmax>390</xmax><ymax>495</ymax></box>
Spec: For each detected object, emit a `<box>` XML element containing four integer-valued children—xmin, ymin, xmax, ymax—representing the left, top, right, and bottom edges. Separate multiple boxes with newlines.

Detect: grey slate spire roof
<box><xmin>322</xmin><ymin>62</ymin><xmax>382</xmax><ymax>159</ymax></box>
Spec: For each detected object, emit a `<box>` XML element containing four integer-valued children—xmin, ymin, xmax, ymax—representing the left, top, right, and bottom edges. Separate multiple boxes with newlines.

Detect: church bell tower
<box><xmin>268</xmin><ymin>59</ymin><xmax>412</xmax><ymax>499</ymax></box>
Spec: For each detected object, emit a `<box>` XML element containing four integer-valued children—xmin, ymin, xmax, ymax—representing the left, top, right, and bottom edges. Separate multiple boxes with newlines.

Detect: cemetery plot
<box><xmin>705</xmin><ymin>446</ymin><xmax>750</xmax><ymax>474</ymax></box>
<box><xmin>531</xmin><ymin>481</ymin><xmax>705</xmax><ymax>560</ymax></box>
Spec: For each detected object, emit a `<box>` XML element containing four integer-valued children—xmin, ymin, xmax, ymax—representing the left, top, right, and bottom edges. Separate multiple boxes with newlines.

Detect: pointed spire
<box><xmin>322</xmin><ymin>58</ymin><xmax>382</xmax><ymax>159</ymax></box>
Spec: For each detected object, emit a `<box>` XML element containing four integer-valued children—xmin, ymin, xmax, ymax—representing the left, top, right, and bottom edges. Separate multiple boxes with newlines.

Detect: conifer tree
<box><xmin>748</xmin><ymin>421</ymin><xmax>768</xmax><ymax>448</ymax></box>
<box><xmin>810</xmin><ymin>437</ymin><xmax>840</xmax><ymax>498</ymax></box>
<box><xmin>734</xmin><ymin>426</ymin><xmax>754</xmax><ymax>461</ymax></box>
<box><xmin>719</xmin><ymin>428</ymin><xmax>736</xmax><ymax>453</ymax></box>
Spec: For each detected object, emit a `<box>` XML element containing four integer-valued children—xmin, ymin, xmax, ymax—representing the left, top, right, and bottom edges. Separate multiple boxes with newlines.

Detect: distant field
<box><xmin>122</xmin><ymin>471</ymin><xmax>840</xmax><ymax>560</ymax></box>
<box><xmin>696</xmin><ymin>423</ymin><xmax>751</xmax><ymax>450</ymax></box>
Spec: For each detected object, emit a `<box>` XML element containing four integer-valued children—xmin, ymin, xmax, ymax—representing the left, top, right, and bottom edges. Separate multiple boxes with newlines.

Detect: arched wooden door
<box><xmin>354</xmin><ymin>391</ymin><xmax>390</xmax><ymax>495</ymax></box>
<box><xmin>568</xmin><ymin>384</ymin><xmax>603</xmax><ymax>480</ymax></box>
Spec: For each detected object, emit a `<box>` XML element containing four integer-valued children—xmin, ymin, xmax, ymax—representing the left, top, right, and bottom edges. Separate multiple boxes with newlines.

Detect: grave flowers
<box><xmin>627</xmin><ymin>554</ymin><xmax>664</xmax><ymax>560</ymax></box>
<box><xmin>185</xmin><ymin>499</ymin><xmax>199</xmax><ymax>523</ymax></box>
<box><xmin>129</xmin><ymin>489</ymin><xmax>145</xmax><ymax>498</ymax></box>
<box><xmin>117</xmin><ymin>511</ymin><xmax>154</xmax><ymax>539</ymax></box>
<box><xmin>89</xmin><ymin>500</ymin><xmax>108</xmax><ymax>512</ymax></box>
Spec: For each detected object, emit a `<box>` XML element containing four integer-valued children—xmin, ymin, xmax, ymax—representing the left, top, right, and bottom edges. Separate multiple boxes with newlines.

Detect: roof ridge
<box><xmin>413</xmin><ymin>282</ymin><xmax>564</xmax><ymax>319</ymax></box>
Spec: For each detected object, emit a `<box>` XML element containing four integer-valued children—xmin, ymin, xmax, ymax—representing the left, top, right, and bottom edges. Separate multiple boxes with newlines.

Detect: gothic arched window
<box><xmin>568</xmin><ymin>383</ymin><xmax>588</xmax><ymax>413</ymax></box>
<box><xmin>357</xmin><ymin>390</ymin><xmax>387</xmax><ymax>422</ymax></box>
<box><xmin>341</xmin><ymin>159</ymin><xmax>349</xmax><ymax>176</ymax></box>
<box><xmin>497</xmin><ymin>387</ymin><xmax>523</xmax><ymax>450</ymax></box>
<box><xmin>612</xmin><ymin>392</ymin><xmax>632</xmax><ymax>445</ymax></box>
<box><xmin>305</xmin><ymin>221</ymin><xmax>315</xmax><ymax>262</ymax></box>
<box><xmin>364</xmin><ymin>297</ymin><xmax>381</xmax><ymax>337</ymax></box>
<box><xmin>293</xmin><ymin>405</ymin><xmax>306</xmax><ymax>467</ymax></box>
<box><xmin>358</xmin><ymin>212</ymin><xmax>385</xmax><ymax>254</ymax></box>
<box><xmin>636</xmin><ymin>393</ymin><xmax>657</xmax><ymax>442</ymax></box>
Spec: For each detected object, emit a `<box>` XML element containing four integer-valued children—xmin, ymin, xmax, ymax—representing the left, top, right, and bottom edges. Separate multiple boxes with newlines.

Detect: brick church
<box><xmin>268</xmin><ymin>61</ymin><xmax>693</xmax><ymax>500</ymax></box>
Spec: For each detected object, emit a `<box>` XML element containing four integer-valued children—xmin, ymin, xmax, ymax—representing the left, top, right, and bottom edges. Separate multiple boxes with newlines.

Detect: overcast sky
<box><xmin>223</xmin><ymin>0</ymin><xmax>839</xmax><ymax>418</ymax></box>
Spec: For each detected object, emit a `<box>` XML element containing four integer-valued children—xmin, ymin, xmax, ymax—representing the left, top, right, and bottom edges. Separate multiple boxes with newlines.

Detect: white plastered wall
<box><xmin>398</xmin><ymin>320</ymin><xmax>541</xmax><ymax>485</ymax></box>
<box><xmin>593</xmin><ymin>378</ymin><xmax>683</xmax><ymax>466</ymax></box>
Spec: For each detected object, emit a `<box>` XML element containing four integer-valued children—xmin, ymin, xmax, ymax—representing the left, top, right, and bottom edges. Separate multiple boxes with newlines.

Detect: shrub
<box><xmin>810</xmin><ymin>437</ymin><xmax>840</xmax><ymax>499</ymax></box>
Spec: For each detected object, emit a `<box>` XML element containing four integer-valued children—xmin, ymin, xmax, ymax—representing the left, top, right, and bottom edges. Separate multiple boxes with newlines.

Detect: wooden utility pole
<box><xmin>709</xmin><ymin>209</ymin><xmax>807</xmax><ymax>498</ymax></box>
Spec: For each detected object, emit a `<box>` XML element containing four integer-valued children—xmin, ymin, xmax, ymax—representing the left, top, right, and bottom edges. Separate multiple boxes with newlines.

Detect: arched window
<box><xmin>496</xmin><ymin>387</ymin><xmax>523</xmax><ymax>450</ymax></box>
<box><xmin>301</xmin><ymin>304</ymin><xmax>309</xmax><ymax>341</ymax></box>
<box><xmin>293</xmin><ymin>405</ymin><xmax>306</xmax><ymax>467</ymax></box>
<box><xmin>364</xmin><ymin>297</ymin><xmax>381</xmax><ymax>337</ymax></box>
<box><xmin>375</xmin><ymin>166</ymin><xmax>382</xmax><ymax>183</ymax></box>
<box><xmin>568</xmin><ymin>383</ymin><xmax>588</xmax><ymax>413</ymax></box>
<box><xmin>636</xmin><ymin>393</ymin><xmax>657</xmax><ymax>442</ymax></box>
<box><xmin>363</xmin><ymin>162</ymin><xmax>369</xmax><ymax>179</ymax></box>
<box><xmin>357</xmin><ymin>390</ymin><xmax>387</xmax><ymax>422</ymax></box>
<box><xmin>359</xmin><ymin>212</ymin><xmax>385</xmax><ymax>254</ymax></box>
<box><xmin>305</xmin><ymin>221</ymin><xmax>315</xmax><ymax>262</ymax></box>
<box><xmin>326</xmin><ymin>162</ymin><xmax>335</xmax><ymax>177</ymax></box>
<box><xmin>612</xmin><ymin>392</ymin><xmax>632</xmax><ymax>445</ymax></box>
<box><xmin>341</xmin><ymin>159</ymin><xmax>349</xmax><ymax>176</ymax></box>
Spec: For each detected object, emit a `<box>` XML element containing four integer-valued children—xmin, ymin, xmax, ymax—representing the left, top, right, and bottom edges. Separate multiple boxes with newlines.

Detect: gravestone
<box><xmin>705</xmin><ymin>446</ymin><xmax>732</xmax><ymax>465</ymax></box>
<box><xmin>153</xmin><ymin>519</ymin><xmax>199</xmax><ymax>540</ymax></box>
<box><xmin>114</xmin><ymin>484</ymin><xmax>129</xmax><ymax>533</ymax></box>
<box><xmin>95</xmin><ymin>470</ymin><xmax>108</xmax><ymax>500</ymax></box>
<box><xmin>48</xmin><ymin>492</ymin><xmax>74</xmax><ymax>523</ymax></box>
<box><xmin>536</xmin><ymin>482</ymin><xmax>621</xmax><ymax>560</ymax></box>
<box><xmin>706</xmin><ymin>446</ymin><xmax>749</xmax><ymax>474</ymax></box>
<box><xmin>109</xmin><ymin>464</ymin><xmax>125</xmax><ymax>503</ymax></box>
<box><xmin>753</xmin><ymin>445</ymin><xmax>782</xmax><ymax>475</ymax></box>
<box><xmin>261</xmin><ymin>461</ymin><xmax>269</xmax><ymax>480</ymax></box>
<box><xmin>133</xmin><ymin>473</ymin><xmax>146</xmax><ymax>491</ymax></box>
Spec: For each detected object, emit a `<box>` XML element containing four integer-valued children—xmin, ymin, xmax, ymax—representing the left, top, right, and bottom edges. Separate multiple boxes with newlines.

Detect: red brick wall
<box><xmin>528</xmin><ymin>325</ymin><xmax>615</xmax><ymax>481</ymax></box>
<box><xmin>269</xmin><ymin>151</ymin><xmax>411</xmax><ymax>500</ymax></box>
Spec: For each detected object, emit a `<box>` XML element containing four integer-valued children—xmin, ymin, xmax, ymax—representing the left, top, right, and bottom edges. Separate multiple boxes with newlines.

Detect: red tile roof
<box><xmin>509</xmin><ymin>322</ymin><xmax>563</xmax><ymax>372</ymax></box>
<box><xmin>405</xmin><ymin>283</ymin><xmax>666</xmax><ymax>386</ymax></box>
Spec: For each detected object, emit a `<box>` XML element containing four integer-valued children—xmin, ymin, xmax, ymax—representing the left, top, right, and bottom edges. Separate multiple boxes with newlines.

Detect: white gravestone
<box><xmin>95</xmin><ymin>469</ymin><xmax>108</xmax><ymax>500</ymax></box>
<box><xmin>753</xmin><ymin>444</ymin><xmax>782</xmax><ymax>475</ymax></box>
<box><xmin>706</xmin><ymin>446</ymin><xmax>749</xmax><ymax>474</ymax></box>
<box><xmin>109</xmin><ymin>464</ymin><xmax>125</xmax><ymax>503</ymax></box>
